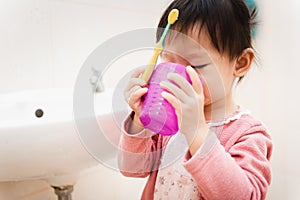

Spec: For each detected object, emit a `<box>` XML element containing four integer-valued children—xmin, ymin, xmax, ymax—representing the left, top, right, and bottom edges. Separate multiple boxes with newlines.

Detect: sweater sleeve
<box><xmin>183</xmin><ymin>126</ymin><xmax>272</xmax><ymax>200</ymax></box>
<box><xmin>118</xmin><ymin>112</ymin><xmax>161</xmax><ymax>178</ymax></box>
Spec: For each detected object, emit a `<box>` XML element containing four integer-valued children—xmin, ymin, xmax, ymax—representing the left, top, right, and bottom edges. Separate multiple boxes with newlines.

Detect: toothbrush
<box><xmin>141</xmin><ymin>9</ymin><xmax>179</xmax><ymax>83</ymax></box>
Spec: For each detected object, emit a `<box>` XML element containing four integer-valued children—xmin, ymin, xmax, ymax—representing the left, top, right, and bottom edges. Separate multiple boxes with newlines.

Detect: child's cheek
<box><xmin>198</xmin><ymin>76</ymin><xmax>211</xmax><ymax>105</ymax></box>
<box><xmin>202</xmin><ymin>82</ymin><xmax>212</xmax><ymax>105</ymax></box>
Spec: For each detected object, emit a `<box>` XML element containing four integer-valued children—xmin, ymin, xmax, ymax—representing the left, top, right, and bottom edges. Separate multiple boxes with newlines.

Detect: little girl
<box><xmin>118</xmin><ymin>0</ymin><xmax>272</xmax><ymax>199</ymax></box>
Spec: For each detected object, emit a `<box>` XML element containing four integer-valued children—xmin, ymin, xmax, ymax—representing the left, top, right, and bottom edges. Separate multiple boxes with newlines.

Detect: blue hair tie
<box><xmin>245</xmin><ymin>0</ymin><xmax>256</xmax><ymax>11</ymax></box>
<box><xmin>245</xmin><ymin>0</ymin><xmax>257</xmax><ymax>37</ymax></box>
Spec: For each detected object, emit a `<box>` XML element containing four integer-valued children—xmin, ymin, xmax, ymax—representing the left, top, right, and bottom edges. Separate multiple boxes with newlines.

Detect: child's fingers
<box><xmin>127</xmin><ymin>85</ymin><xmax>140</xmax><ymax>100</ymax></box>
<box><xmin>128</xmin><ymin>78</ymin><xmax>147</xmax><ymax>89</ymax></box>
<box><xmin>186</xmin><ymin>66</ymin><xmax>203</xmax><ymax>95</ymax></box>
<box><xmin>128</xmin><ymin>87</ymin><xmax>148</xmax><ymax>109</ymax></box>
<box><xmin>166</xmin><ymin>73</ymin><xmax>194</xmax><ymax>98</ymax></box>
<box><xmin>131</xmin><ymin>66</ymin><xmax>146</xmax><ymax>78</ymax></box>
<box><xmin>161</xmin><ymin>91</ymin><xmax>182</xmax><ymax>121</ymax></box>
<box><xmin>160</xmin><ymin>80</ymin><xmax>187</xmax><ymax>103</ymax></box>
<box><xmin>124</xmin><ymin>78</ymin><xmax>147</xmax><ymax>101</ymax></box>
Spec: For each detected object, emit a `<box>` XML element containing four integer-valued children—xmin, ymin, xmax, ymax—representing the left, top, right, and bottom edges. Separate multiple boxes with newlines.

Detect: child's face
<box><xmin>161</xmin><ymin>29</ymin><xmax>236</xmax><ymax>106</ymax></box>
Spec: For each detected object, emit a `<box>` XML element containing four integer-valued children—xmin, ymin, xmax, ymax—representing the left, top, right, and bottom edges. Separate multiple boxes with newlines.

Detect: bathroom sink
<box><xmin>0</xmin><ymin>88</ymin><xmax>127</xmax><ymax>185</ymax></box>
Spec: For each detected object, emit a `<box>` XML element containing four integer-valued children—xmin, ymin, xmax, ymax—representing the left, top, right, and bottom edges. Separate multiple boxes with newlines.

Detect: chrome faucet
<box><xmin>89</xmin><ymin>67</ymin><xmax>105</xmax><ymax>93</ymax></box>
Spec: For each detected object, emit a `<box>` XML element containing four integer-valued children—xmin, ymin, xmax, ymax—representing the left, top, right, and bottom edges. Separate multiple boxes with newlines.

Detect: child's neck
<box><xmin>204</xmin><ymin>93</ymin><xmax>238</xmax><ymax>122</ymax></box>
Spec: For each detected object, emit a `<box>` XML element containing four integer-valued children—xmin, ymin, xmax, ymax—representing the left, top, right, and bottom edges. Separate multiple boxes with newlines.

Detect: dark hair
<box><xmin>156</xmin><ymin>0</ymin><xmax>257</xmax><ymax>60</ymax></box>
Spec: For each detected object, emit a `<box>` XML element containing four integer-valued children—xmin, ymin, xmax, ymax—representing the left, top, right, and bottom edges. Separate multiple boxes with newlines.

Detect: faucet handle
<box><xmin>89</xmin><ymin>67</ymin><xmax>105</xmax><ymax>92</ymax></box>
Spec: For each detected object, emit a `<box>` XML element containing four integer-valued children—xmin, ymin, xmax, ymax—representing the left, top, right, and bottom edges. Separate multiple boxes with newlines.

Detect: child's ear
<box><xmin>233</xmin><ymin>48</ymin><xmax>255</xmax><ymax>78</ymax></box>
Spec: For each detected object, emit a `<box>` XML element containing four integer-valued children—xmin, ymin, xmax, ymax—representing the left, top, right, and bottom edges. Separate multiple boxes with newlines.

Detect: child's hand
<box><xmin>160</xmin><ymin>66</ymin><xmax>209</xmax><ymax>150</ymax></box>
<box><xmin>124</xmin><ymin>67</ymin><xmax>148</xmax><ymax>127</ymax></box>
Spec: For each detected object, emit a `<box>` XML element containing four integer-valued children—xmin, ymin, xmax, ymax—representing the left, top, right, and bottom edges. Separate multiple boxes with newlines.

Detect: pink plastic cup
<box><xmin>139</xmin><ymin>62</ymin><xmax>191</xmax><ymax>136</ymax></box>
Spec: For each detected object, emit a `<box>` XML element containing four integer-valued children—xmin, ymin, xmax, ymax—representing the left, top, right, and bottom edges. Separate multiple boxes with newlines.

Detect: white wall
<box><xmin>235</xmin><ymin>0</ymin><xmax>300</xmax><ymax>199</ymax></box>
<box><xmin>264</xmin><ymin>0</ymin><xmax>300</xmax><ymax>199</ymax></box>
<box><xmin>1</xmin><ymin>0</ymin><xmax>300</xmax><ymax>199</ymax></box>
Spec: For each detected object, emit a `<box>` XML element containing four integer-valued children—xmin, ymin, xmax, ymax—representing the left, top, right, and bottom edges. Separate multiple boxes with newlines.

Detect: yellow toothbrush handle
<box><xmin>140</xmin><ymin>9</ymin><xmax>179</xmax><ymax>83</ymax></box>
<box><xmin>141</xmin><ymin>48</ymin><xmax>161</xmax><ymax>82</ymax></box>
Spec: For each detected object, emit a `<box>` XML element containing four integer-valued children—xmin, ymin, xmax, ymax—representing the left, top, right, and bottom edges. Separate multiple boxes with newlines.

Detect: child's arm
<box><xmin>118</xmin><ymin>112</ymin><xmax>163</xmax><ymax>178</ymax></box>
<box><xmin>183</xmin><ymin>124</ymin><xmax>272</xmax><ymax>200</ymax></box>
<box><xmin>118</xmin><ymin>66</ymin><xmax>164</xmax><ymax>177</ymax></box>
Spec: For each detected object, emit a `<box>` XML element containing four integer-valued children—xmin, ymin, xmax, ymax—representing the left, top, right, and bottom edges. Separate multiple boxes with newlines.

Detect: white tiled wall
<box><xmin>0</xmin><ymin>0</ymin><xmax>168</xmax><ymax>199</ymax></box>
<box><xmin>0</xmin><ymin>0</ymin><xmax>53</xmax><ymax>93</ymax></box>
<box><xmin>1</xmin><ymin>0</ymin><xmax>300</xmax><ymax>199</ymax></box>
<box><xmin>0</xmin><ymin>0</ymin><xmax>170</xmax><ymax>93</ymax></box>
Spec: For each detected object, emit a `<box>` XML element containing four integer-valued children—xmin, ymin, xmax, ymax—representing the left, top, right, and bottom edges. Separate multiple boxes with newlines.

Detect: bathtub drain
<box><xmin>35</xmin><ymin>109</ymin><xmax>44</xmax><ymax>118</ymax></box>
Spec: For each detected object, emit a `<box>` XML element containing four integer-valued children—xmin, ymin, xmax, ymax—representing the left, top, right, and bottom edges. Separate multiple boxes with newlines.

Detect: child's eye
<box><xmin>190</xmin><ymin>64</ymin><xmax>209</xmax><ymax>69</ymax></box>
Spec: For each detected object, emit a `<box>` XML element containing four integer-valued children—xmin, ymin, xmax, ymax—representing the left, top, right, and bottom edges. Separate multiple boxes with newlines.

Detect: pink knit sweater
<box><xmin>118</xmin><ymin>111</ymin><xmax>273</xmax><ymax>200</ymax></box>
